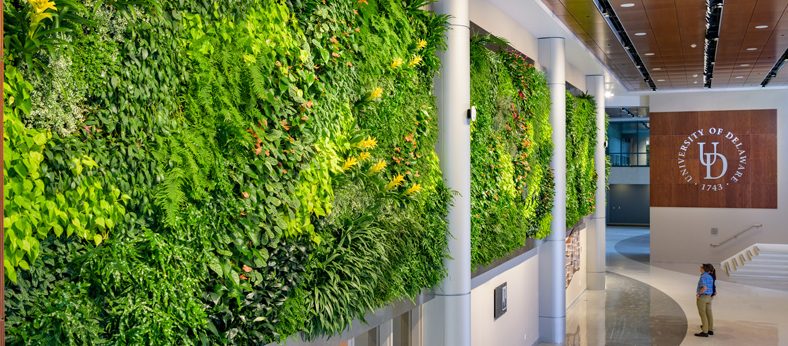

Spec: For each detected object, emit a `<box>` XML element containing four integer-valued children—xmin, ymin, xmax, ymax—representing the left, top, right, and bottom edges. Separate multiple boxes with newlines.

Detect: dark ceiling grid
<box><xmin>593</xmin><ymin>0</ymin><xmax>658</xmax><ymax>89</ymax></box>
<box><xmin>713</xmin><ymin>0</ymin><xmax>788</xmax><ymax>87</ymax></box>
<box><xmin>703</xmin><ymin>0</ymin><xmax>724</xmax><ymax>88</ymax></box>
<box><xmin>541</xmin><ymin>0</ymin><xmax>649</xmax><ymax>90</ymax></box>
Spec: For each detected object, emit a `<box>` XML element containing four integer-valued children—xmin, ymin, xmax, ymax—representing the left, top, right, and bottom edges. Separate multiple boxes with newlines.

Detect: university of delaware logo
<box><xmin>677</xmin><ymin>127</ymin><xmax>747</xmax><ymax>192</ymax></box>
<box><xmin>698</xmin><ymin>142</ymin><xmax>727</xmax><ymax>179</ymax></box>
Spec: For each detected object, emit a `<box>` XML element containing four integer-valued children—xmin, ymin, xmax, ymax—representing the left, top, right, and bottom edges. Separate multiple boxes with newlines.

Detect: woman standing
<box><xmin>695</xmin><ymin>263</ymin><xmax>717</xmax><ymax>337</ymax></box>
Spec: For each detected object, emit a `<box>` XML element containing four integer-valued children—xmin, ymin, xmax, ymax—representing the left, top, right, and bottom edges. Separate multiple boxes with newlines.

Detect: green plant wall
<box><xmin>565</xmin><ymin>92</ymin><xmax>599</xmax><ymax>229</ymax></box>
<box><xmin>3</xmin><ymin>0</ymin><xmax>449</xmax><ymax>344</ymax></box>
<box><xmin>469</xmin><ymin>36</ymin><xmax>554</xmax><ymax>269</ymax></box>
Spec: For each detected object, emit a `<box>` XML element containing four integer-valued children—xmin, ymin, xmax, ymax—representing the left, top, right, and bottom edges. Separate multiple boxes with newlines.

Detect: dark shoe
<box><xmin>694</xmin><ymin>332</ymin><xmax>709</xmax><ymax>337</ymax></box>
<box><xmin>708</xmin><ymin>331</ymin><xmax>714</xmax><ymax>335</ymax></box>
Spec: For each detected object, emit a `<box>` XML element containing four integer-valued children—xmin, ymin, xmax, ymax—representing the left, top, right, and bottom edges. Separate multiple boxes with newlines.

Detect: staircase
<box><xmin>723</xmin><ymin>244</ymin><xmax>788</xmax><ymax>291</ymax></box>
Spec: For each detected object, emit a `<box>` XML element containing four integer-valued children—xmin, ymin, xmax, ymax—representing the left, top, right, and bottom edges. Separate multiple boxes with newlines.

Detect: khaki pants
<box><xmin>697</xmin><ymin>295</ymin><xmax>714</xmax><ymax>333</ymax></box>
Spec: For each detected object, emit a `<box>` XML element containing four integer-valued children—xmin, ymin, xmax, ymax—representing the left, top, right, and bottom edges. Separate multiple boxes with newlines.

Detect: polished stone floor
<box><xmin>564</xmin><ymin>226</ymin><xmax>788</xmax><ymax>346</ymax></box>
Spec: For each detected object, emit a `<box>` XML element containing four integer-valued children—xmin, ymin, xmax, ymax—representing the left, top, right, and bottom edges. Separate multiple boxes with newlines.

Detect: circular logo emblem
<box><xmin>677</xmin><ymin>127</ymin><xmax>747</xmax><ymax>191</ymax></box>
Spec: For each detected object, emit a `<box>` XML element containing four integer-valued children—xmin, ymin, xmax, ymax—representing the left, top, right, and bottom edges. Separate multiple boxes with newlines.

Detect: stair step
<box><xmin>731</xmin><ymin>267</ymin><xmax>788</xmax><ymax>276</ymax></box>
<box><xmin>729</xmin><ymin>278</ymin><xmax>788</xmax><ymax>286</ymax></box>
<box><xmin>734</xmin><ymin>264</ymin><xmax>788</xmax><ymax>272</ymax></box>
<box><xmin>755</xmin><ymin>253</ymin><xmax>788</xmax><ymax>259</ymax></box>
<box><xmin>748</xmin><ymin>258</ymin><xmax>788</xmax><ymax>264</ymax></box>
<box><xmin>729</xmin><ymin>273</ymin><xmax>788</xmax><ymax>280</ymax></box>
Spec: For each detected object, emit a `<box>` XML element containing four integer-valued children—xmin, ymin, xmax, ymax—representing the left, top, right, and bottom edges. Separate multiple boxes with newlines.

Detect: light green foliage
<box><xmin>3</xmin><ymin>67</ymin><xmax>128</xmax><ymax>283</ymax></box>
<box><xmin>469</xmin><ymin>36</ymin><xmax>554</xmax><ymax>269</ymax></box>
<box><xmin>565</xmin><ymin>93</ymin><xmax>599</xmax><ymax>229</ymax></box>
<box><xmin>4</xmin><ymin>0</ymin><xmax>449</xmax><ymax>344</ymax></box>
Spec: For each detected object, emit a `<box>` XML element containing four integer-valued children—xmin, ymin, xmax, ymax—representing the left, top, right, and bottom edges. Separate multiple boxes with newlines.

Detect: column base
<box><xmin>422</xmin><ymin>293</ymin><xmax>471</xmax><ymax>346</ymax></box>
<box><xmin>539</xmin><ymin>315</ymin><xmax>566</xmax><ymax>344</ymax></box>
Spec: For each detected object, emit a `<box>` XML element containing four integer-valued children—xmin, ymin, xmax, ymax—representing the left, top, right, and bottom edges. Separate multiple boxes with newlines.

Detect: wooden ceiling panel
<box><xmin>539</xmin><ymin>0</ymin><xmax>788</xmax><ymax>90</ymax></box>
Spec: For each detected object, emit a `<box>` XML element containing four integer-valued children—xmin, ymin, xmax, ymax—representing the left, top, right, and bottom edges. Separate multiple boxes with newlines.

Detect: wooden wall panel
<box><xmin>650</xmin><ymin>109</ymin><xmax>777</xmax><ymax>208</ymax></box>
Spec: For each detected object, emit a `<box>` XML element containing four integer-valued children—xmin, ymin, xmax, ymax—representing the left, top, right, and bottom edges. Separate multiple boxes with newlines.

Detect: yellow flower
<box><xmin>369</xmin><ymin>87</ymin><xmax>383</xmax><ymax>100</ymax></box>
<box><xmin>359</xmin><ymin>152</ymin><xmax>371</xmax><ymax>161</ymax></box>
<box><xmin>405</xmin><ymin>183</ymin><xmax>423</xmax><ymax>195</ymax></box>
<box><xmin>342</xmin><ymin>157</ymin><xmax>359</xmax><ymax>171</ymax></box>
<box><xmin>357</xmin><ymin>136</ymin><xmax>377</xmax><ymax>149</ymax></box>
<box><xmin>27</xmin><ymin>0</ymin><xmax>56</xmax><ymax>29</ymax></box>
<box><xmin>408</xmin><ymin>55</ymin><xmax>423</xmax><ymax>67</ymax></box>
<box><xmin>391</xmin><ymin>57</ymin><xmax>403</xmax><ymax>69</ymax></box>
<box><xmin>417</xmin><ymin>39</ymin><xmax>428</xmax><ymax>50</ymax></box>
<box><xmin>28</xmin><ymin>0</ymin><xmax>56</xmax><ymax>13</ymax></box>
<box><xmin>385</xmin><ymin>174</ymin><xmax>405</xmax><ymax>190</ymax></box>
<box><xmin>369</xmin><ymin>160</ymin><xmax>387</xmax><ymax>173</ymax></box>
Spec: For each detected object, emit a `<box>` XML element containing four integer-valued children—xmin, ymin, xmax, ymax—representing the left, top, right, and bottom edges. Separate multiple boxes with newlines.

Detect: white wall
<box><xmin>649</xmin><ymin>89</ymin><xmax>788</xmax><ymax>269</ymax></box>
<box><xmin>471</xmin><ymin>252</ymin><xmax>540</xmax><ymax>346</ymax></box>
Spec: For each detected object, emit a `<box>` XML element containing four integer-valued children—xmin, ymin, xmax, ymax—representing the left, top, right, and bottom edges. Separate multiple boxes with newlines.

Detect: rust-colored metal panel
<box><xmin>650</xmin><ymin>110</ymin><xmax>777</xmax><ymax>209</ymax></box>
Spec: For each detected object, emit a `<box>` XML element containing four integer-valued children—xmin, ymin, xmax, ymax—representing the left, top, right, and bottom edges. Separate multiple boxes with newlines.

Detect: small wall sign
<box><xmin>494</xmin><ymin>282</ymin><xmax>507</xmax><ymax>320</ymax></box>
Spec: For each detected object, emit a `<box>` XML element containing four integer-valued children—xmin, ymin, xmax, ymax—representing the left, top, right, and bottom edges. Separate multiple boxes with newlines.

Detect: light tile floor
<box><xmin>565</xmin><ymin>226</ymin><xmax>788</xmax><ymax>346</ymax></box>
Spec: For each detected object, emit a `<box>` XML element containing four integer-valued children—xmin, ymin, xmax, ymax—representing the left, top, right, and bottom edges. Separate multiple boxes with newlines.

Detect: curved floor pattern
<box><xmin>565</xmin><ymin>271</ymin><xmax>687</xmax><ymax>346</ymax></box>
<box><xmin>567</xmin><ymin>227</ymin><xmax>786</xmax><ymax>346</ymax></box>
<box><xmin>613</xmin><ymin>233</ymin><xmax>650</xmax><ymax>264</ymax></box>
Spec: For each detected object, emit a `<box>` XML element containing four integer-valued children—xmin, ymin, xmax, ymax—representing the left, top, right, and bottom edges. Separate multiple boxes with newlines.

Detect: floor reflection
<box><xmin>566</xmin><ymin>272</ymin><xmax>687</xmax><ymax>346</ymax></box>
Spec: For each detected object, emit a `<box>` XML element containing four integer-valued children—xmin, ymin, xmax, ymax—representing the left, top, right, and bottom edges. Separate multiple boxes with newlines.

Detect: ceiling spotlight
<box><xmin>691</xmin><ymin>43</ymin><xmax>698</xmax><ymax>48</ymax></box>
<box><xmin>644</xmin><ymin>52</ymin><xmax>655</xmax><ymax>56</ymax></box>
<box><xmin>657</xmin><ymin>79</ymin><xmax>665</xmax><ymax>82</ymax></box>
<box><xmin>755</xmin><ymin>25</ymin><xmax>769</xmax><ymax>29</ymax></box>
<box><xmin>736</xmin><ymin>76</ymin><xmax>745</xmax><ymax>79</ymax></box>
<box><xmin>620</xmin><ymin>3</ymin><xmax>635</xmax><ymax>7</ymax></box>
<box><xmin>653</xmin><ymin>67</ymin><xmax>662</xmax><ymax>71</ymax></box>
<box><xmin>635</xmin><ymin>32</ymin><xmax>647</xmax><ymax>36</ymax></box>
<box><xmin>694</xmin><ymin>81</ymin><xmax>699</xmax><ymax>84</ymax></box>
<box><xmin>746</xmin><ymin>47</ymin><xmax>758</xmax><ymax>51</ymax></box>
<box><xmin>740</xmin><ymin>64</ymin><xmax>751</xmax><ymax>67</ymax></box>
<box><xmin>692</xmin><ymin>74</ymin><xmax>698</xmax><ymax>77</ymax></box>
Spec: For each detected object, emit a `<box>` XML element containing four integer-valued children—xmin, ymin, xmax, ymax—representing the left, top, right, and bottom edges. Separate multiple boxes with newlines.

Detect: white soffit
<box><xmin>482</xmin><ymin>0</ymin><xmax>627</xmax><ymax>95</ymax></box>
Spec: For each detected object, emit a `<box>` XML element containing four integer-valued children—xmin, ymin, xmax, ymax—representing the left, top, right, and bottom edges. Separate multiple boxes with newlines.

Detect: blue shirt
<box><xmin>697</xmin><ymin>272</ymin><xmax>714</xmax><ymax>295</ymax></box>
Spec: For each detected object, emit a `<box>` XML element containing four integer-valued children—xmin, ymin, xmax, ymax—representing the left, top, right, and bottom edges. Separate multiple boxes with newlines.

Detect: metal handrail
<box><xmin>710</xmin><ymin>224</ymin><xmax>763</xmax><ymax>247</ymax></box>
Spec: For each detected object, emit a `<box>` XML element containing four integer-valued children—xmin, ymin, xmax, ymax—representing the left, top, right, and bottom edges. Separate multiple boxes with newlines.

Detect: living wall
<box><xmin>565</xmin><ymin>92</ymin><xmax>599</xmax><ymax>229</ymax></box>
<box><xmin>469</xmin><ymin>36</ymin><xmax>554</xmax><ymax>268</ymax></box>
<box><xmin>3</xmin><ymin>0</ymin><xmax>449</xmax><ymax>344</ymax></box>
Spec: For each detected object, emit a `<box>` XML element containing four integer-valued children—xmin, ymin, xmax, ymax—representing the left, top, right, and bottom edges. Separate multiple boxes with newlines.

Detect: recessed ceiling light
<box><xmin>653</xmin><ymin>67</ymin><xmax>662</xmax><ymax>71</ymax></box>
<box><xmin>746</xmin><ymin>47</ymin><xmax>758</xmax><ymax>51</ymax></box>
<box><xmin>645</xmin><ymin>52</ymin><xmax>655</xmax><ymax>56</ymax></box>
<box><xmin>694</xmin><ymin>81</ymin><xmax>699</xmax><ymax>84</ymax></box>
<box><xmin>620</xmin><ymin>3</ymin><xmax>635</xmax><ymax>7</ymax></box>
<box><xmin>736</xmin><ymin>76</ymin><xmax>745</xmax><ymax>79</ymax></box>
<box><xmin>691</xmin><ymin>43</ymin><xmax>698</xmax><ymax>48</ymax></box>
<box><xmin>740</xmin><ymin>64</ymin><xmax>751</xmax><ymax>67</ymax></box>
<box><xmin>635</xmin><ymin>32</ymin><xmax>647</xmax><ymax>36</ymax></box>
<box><xmin>755</xmin><ymin>25</ymin><xmax>769</xmax><ymax>29</ymax></box>
<box><xmin>692</xmin><ymin>74</ymin><xmax>698</xmax><ymax>77</ymax></box>
<box><xmin>657</xmin><ymin>79</ymin><xmax>665</xmax><ymax>82</ymax></box>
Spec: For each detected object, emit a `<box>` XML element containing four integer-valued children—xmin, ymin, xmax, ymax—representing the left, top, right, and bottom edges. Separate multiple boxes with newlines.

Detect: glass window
<box><xmin>607</xmin><ymin>120</ymin><xmax>650</xmax><ymax>167</ymax></box>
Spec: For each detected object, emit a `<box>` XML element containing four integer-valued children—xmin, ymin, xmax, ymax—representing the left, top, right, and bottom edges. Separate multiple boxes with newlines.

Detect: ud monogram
<box><xmin>698</xmin><ymin>142</ymin><xmax>727</xmax><ymax>179</ymax></box>
<box><xmin>676</xmin><ymin>128</ymin><xmax>747</xmax><ymax>192</ymax></box>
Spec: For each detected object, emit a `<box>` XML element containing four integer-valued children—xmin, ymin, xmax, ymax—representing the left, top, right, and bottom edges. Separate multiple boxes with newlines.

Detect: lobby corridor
<box><xmin>565</xmin><ymin>227</ymin><xmax>788</xmax><ymax>346</ymax></box>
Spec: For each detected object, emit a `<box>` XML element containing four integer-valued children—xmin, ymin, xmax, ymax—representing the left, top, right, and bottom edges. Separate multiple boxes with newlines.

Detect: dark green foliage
<box><xmin>469</xmin><ymin>36</ymin><xmax>554</xmax><ymax>269</ymax></box>
<box><xmin>4</xmin><ymin>0</ymin><xmax>448</xmax><ymax>344</ymax></box>
<box><xmin>565</xmin><ymin>93</ymin><xmax>599</xmax><ymax>229</ymax></box>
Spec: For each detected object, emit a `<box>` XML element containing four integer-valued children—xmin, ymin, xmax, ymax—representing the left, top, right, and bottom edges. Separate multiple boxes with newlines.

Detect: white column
<box><xmin>423</xmin><ymin>0</ymin><xmax>471</xmax><ymax>345</ymax></box>
<box><xmin>586</xmin><ymin>75</ymin><xmax>607</xmax><ymax>290</ymax></box>
<box><xmin>538</xmin><ymin>37</ymin><xmax>566</xmax><ymax>344</ymax></box>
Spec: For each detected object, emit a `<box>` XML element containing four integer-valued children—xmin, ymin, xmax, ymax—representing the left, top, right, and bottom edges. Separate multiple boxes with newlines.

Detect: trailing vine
<box><xmin>469</xmin><ymin>36</ymin><xmax>554</xmax><ymax>269</ymax></box>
